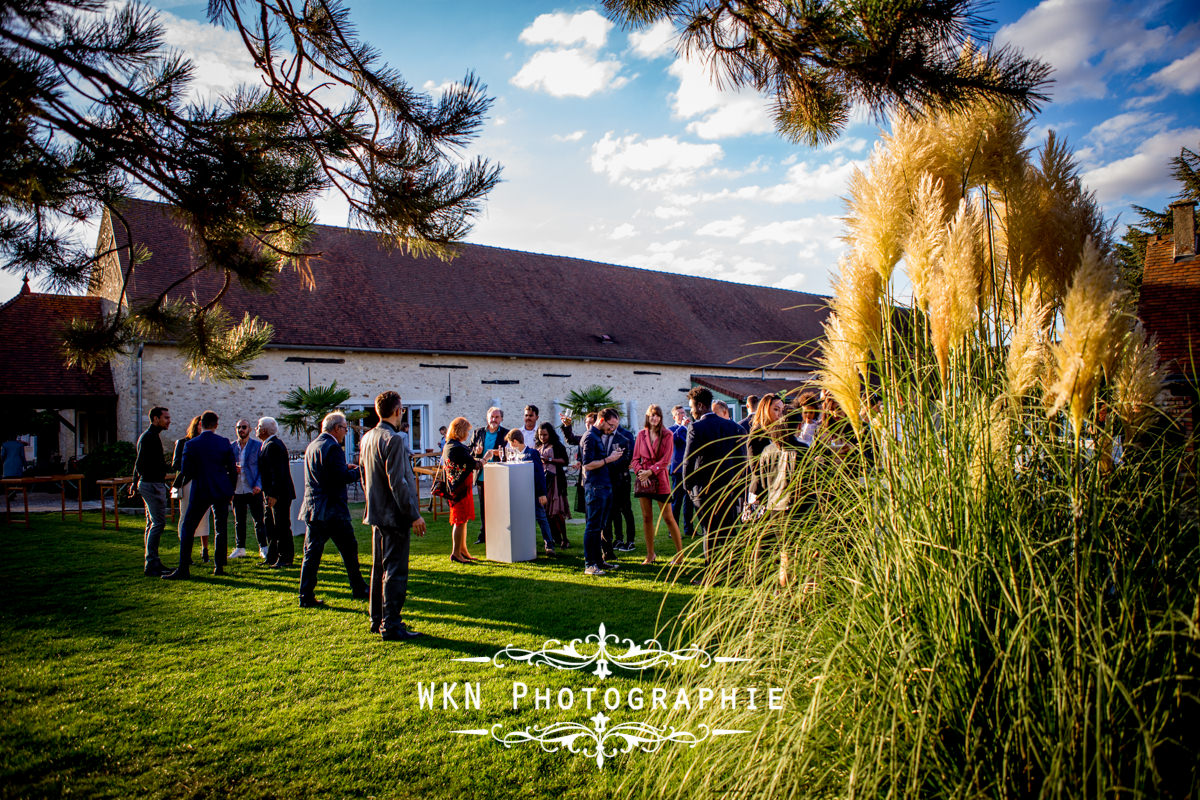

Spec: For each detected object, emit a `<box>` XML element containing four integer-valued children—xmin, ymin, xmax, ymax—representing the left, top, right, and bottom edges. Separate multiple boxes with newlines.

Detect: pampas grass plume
<box><xmin>1046</xmin><ymin>239</ymin><xmax>1128</xmax><ymax>437</ymax></box>
<box><xmin>846</xmin><ymin>144</ymin><xmax>908</xmax><ymax>283</ymax></box>
<box><xmin>904</xmin><ymin>173</ymin><xmax>947</xmax><ymax>308</ymax></box>
<box><xmin>1113</xmin><ymin>322</ymin><xmax>1164</xmax><ymax>434</ymax></box>
<box><xmin>816</xmin><ymin>315</ymin><xmax>864</xmax><ymax>437</ymax></box>
<box><xmin>1006</xmin><ymin>301</ymin><xmax>1049</xmax><ymax>398</ymax></box>
<box><xmin>831</xmin><ymin>251</ymin><xmax>883</xmax><ymax>370</ymax></box>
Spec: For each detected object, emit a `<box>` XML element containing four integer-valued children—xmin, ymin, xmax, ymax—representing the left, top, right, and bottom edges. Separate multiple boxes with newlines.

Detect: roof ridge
<box><xmin>118</xmin><ymin>196</ymin><xmax>832</xmax><ymax>300</ymax></box>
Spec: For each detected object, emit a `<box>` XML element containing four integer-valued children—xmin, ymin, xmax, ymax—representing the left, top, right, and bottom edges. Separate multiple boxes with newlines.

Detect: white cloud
<box><xmin>668</xmin><ymin>56</ymin><xmax>774</xmax><ymax>140</ymax></box>
<box><xmin>741</xmin><ymin>215</ymin><xmax>842</xmax><ymax>247</ymax></box>
<box><xmin>422</xmin><ymin>79</ymin><xmax>466</xmax><ymax>96</ymax></box>
<box><xmin>158</xmin><ymin>11</ymin><xmax>258</xmax><ymax>101</ymax></box>
<box><xmin>696</xmin><ymin>216</ymin><xmax>747</xmax><ymax>237</ymax></box>
<box><xmin>997</xmin><ymin>0</ymin><xmax>1176</xmax><ymax>102</ymax></box>
<box><xmin>590</xmin><ymin>132</ymin><xmax>723</xmax><ymax>190</ymax></box>
<box><xmin>774</xmin><ymin>271</ymin><xmax>818</xmax><ymax>292</ymax></box>
<box><xmin>519</xmin><ymin>10</ymin><xmax>612</xmax><ymax>49</ymax></box>
<box><xmin>1151</xmin><ymin>50</ymin><xmax>1200</xmax><ymax>93</ymax></box>
<box><xmin>553</xmin><ymin>130</ymin><xmax>586</xmax><ymax>142</ymax></box>
<box><xmin>759</xmin><ymin>158</ymin><xmax>862</xmax><ymax>204</ymax></box>
<box><xmin>1088</xmin><ymin>112</ymin><xmax>1156</xmax><ymax>144</ymax></box>
<box><xmin>611</xmin><ymin>223</ymin><xmax>637</xmax><ymax>240</ymax></box>
<box><xmin>1082</xmin><ymin>127</ymin><xmax>1200</xmax><ymax>204</ymax></box>
<box><xmin>654</xmin><ymin>206</ymin><xmax>690</xmax><ymax>220</ymax></box>
<box><xmin>511</xmin><ymin>48</ymin><xmax>627</xmax><ymax>97</ymax></box>
<box><xmin>628</xmin><ymin>20</ymin><xmax>676</xmax><ymax>59</ymax></box>
<box><xmin>1124</xmin><ymin>91</ymin><xmax>1169</xmax><ymax>110</ymax></box>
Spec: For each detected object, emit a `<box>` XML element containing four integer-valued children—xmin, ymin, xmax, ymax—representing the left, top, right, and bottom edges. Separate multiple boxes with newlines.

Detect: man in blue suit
<box><xmin>297</xmin><ymin>411</ymin><xmax>369</xmax><ymax>608</ymax></box>
<box><xmin>229</xmin><ymin>418</ymin><xmax>264</xmax><ymax>559</ymax></box>
<box><xmin>668</xmin><ymin>405</ymin><xmax>695</xmax><ymax>538</ymax></box>
<box><xmin>163</xmin><ymin>410</ymin><xmax>237</xmax><ymax>580</ymax></box>
<box><xmin>682</xmin><ymin>387</ymin><xmax>746</xmax><ymax>571</ymax></box>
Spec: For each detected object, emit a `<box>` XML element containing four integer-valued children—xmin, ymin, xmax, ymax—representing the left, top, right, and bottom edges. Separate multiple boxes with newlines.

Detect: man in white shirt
<box><xmin>229</xmin><ymin>418</ymin><xmax>264</xmax><ymax>559</ymax></box>
<box><xmin>505</xmin><ymin>404</ymin><xmax>541</xmax><ymax>461</ymax></box>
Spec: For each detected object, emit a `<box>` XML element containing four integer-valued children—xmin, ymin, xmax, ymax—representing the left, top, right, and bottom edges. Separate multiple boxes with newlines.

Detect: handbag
<box><xmin>430</xmin><ymin>465</ymin><xmax>451</xmax><ymax>499</ymax></box>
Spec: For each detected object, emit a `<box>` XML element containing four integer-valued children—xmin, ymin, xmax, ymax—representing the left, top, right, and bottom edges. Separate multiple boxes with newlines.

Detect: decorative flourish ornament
<box><xmin>454</xmin><ymin>622</ymin><xmax>747</xmax><ymax>679</ymax></box>
<box><xmin>452</xmin><ymin>715</ymin><xmax>749</xmax><ymax>769</ymax></box>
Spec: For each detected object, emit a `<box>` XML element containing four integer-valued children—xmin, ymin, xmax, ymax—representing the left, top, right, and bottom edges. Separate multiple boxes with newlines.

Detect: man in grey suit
<box><xmin>359</xmin><ymin>391</ymin><xmax>426</xmax><ymax>641</ymax></box>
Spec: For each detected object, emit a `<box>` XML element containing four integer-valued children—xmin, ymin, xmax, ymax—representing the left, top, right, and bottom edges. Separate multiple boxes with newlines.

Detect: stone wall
<box><xmin>120</xmin><ymin>344</ymin><xmax>811</xmax><ymax>454</ymax></box>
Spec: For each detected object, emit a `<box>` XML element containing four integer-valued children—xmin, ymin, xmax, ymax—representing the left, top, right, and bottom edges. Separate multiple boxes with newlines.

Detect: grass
<box><xmin>0</xmin><ymin>502</ymin><xmax>722</xmax><ymax>799</ymax></box>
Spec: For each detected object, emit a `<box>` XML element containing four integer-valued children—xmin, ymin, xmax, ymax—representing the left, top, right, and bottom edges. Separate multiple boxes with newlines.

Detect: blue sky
<box><xmin>5</xmin><ymin>0</ymin><xmax>1198</xmax><ymax>302</ymax></box>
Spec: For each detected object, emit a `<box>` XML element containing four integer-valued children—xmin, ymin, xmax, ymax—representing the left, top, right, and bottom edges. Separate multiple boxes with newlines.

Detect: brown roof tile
<box><xmin>0</xmin><ymin>284</ymin><xmax>116</xmax><ymax>400</ymax></box>
<box><xmin>105</xmin><ymin>199</ymin><xmax>831</xmax><ymax>370</ymax></box>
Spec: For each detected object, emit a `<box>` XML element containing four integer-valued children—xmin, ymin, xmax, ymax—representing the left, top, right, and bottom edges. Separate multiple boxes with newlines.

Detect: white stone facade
<box><xmin>118</xmin><ymin>344</ymin><xmax>812</xmax><ymax>455</ymax></box>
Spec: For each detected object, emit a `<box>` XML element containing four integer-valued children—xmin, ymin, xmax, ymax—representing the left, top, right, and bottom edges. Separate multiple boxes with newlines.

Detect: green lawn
<box><xmin>0</xmin><ymin>506</ymin><xmax>713</xmax><ymax>799</ymax></box>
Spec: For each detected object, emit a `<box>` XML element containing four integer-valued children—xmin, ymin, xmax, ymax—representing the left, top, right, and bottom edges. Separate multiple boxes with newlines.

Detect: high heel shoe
<box><xmin>450</xmin><ymin>555</ymin><xmax>469</xmax><ymax>564</ymax></box>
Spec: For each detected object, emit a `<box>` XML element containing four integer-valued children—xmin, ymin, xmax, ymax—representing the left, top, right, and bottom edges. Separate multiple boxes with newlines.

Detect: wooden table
<box><xmin>95</xmin><ymin>477</ymin><xmax>134</xmax><ymax>530</ymax></box>
<box><xmin>413</xmin><ymin>464</ymin><xmax>447</xmax><ymax>520</ymax></box>
<box><xmin>3</xmin><ymin>474</ymin><xmax>85</xmax><ymax>526</ymax></box>
<box><xmin>97</xmin><ymin>475</ymin><xmax>179</xmax><ymax>530</ymax></box>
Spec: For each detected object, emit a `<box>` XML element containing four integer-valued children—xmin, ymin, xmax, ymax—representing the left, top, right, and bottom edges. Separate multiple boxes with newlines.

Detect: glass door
<box><xmin>404</xmin><ymin>405</ymin><xmax>429</xmax><ymax>453</ymax></box>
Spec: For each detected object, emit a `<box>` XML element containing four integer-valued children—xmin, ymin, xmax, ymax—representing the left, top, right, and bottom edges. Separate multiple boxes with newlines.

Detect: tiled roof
<box><xmin>0</xmin><ymin>282</ymin><xmax>117</xmax><ymax>400</ymax></box>
<box><xmin>691</xmin><ymin>374</ymin><xmax>818</xmax><ymax>401</ymax></box>
<box><xmin>104</xmin><ymin>199</ymin><xmax>830</xmax><ymax>370</ymax></box>
<box><xmin>1140</xmin><ymin>234</ymin><xmax>1199</xmax><ymax>375</ymax></box>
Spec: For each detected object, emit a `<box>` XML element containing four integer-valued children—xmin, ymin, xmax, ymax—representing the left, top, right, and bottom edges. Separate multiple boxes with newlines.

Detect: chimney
<box><xmin>1170</xmin><ymin>200</ymin><xmax>1196</xmax><ymax>258</ymax></box>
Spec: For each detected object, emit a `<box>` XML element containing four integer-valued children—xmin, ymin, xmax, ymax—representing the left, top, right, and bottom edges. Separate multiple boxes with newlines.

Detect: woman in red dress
<box><xmin>442</xmin><ymin>416</ymin><xmax>492</xmax><ymax>563</ymax></box>
<box><xmin>630</xmin><ymin>404</ymin><xmax>685</xmax><ymax>565</ymax></box>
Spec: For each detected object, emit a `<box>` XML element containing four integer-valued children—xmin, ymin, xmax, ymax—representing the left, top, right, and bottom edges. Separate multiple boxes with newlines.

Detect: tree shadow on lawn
<box><xmin>0</xmin><ymin>515</ymin><xmax>701</xmax><ymax>656</ymax></box>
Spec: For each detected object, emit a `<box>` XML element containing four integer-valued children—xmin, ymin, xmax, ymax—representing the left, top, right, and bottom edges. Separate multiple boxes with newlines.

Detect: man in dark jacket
<box><xmin>163</xmin><ymin>410</ymin><xmax>236</xmax><ymax>579</ymax></box>
<box><xmin>359</xmin><ymin>391</ymin><xmax>426</xmax><ymax>640</ymax></box>
<box><xmin>683</xmin><ymin>387</ymin><xmax>746</xmax><ymax>569</ymax></box>
<box><xmin>256</xmin><ymin>416</ymin><xmax>296</xmax><ymax>568</ymax></box>
<box><xmin>604</xmin><ymin>421</ymin><xmax>635</xmax><ymax>555</ymax></box>
<box><xmin>131</xmin><ymin>406</ymin><xmax>171</xmax><ymax>576</ymax></box>
<box><xmin>296</xmin><ymin>412</ymin><xmax>368</xmax><ymax>608</ymax></box>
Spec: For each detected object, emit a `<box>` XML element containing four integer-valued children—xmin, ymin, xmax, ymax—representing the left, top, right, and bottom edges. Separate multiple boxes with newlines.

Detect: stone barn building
<box><xmin>10</xmin><ymin>197</ymin><xmax>833</xmax><ymax>459</ymax></box>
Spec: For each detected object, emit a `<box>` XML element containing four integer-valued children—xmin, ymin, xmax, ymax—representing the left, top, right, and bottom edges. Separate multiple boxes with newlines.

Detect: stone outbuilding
<box><xmin>82</xmin><ymin>199</ymin><xmax>830</xmax><ymax>455</ymax></box>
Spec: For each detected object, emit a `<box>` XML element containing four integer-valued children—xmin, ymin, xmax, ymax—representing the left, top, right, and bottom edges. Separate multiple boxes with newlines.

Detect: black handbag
<box><xmin>430</xmin><ymin>466</ymin><xmax>451</xmax><ymax>499</ymax></box>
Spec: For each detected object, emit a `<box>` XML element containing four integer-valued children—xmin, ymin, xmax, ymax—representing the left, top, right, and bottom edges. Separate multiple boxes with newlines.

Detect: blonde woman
<box><xmin>630</xmin><ymin>404</ymin><xmax>685</xmax><ymax>566</ymax></box>
<box><xmin>442</xmin><ymin>416</ymin><xmax>493</xmax><ymax>563</ymax></box>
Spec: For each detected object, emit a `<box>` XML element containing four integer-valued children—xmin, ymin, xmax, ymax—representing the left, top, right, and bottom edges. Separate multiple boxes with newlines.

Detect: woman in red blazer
<box><xmin>631</xmin><ymin>404</ymin><xmax>685</xmax><ymax>566</ymax></box>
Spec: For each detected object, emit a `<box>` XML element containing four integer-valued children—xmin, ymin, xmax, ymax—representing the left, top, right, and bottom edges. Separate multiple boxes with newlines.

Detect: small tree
<box><xmin>560</xmin><ymin>385</ymin><xmax>620</xmax><ymax>421</ymax></box>
<box><xmin>277</xmin><ymin>381</ymin><xmax>350</xmax><ymax>441</ymax></box>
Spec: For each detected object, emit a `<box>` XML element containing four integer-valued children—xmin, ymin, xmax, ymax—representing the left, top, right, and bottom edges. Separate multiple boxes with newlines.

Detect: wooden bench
<box><xmin>2</xmin><ymin>474</ymin><xmax>84</xmax><ymax>526</ymax></box>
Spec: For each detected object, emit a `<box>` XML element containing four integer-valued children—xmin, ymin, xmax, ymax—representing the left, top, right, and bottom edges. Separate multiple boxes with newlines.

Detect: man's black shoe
<box><xmin>160</xmin><ymin>569</ymin><xmax>190</xmax><ymax>581</ymax></box>
<box><xmin>144</xmin><ymin>564</ymin><xmax>168</xmax><ymax>577</ymax></box>
<box><xmin>381</xmin><ymin>627</ymin><xmax>422</xmax><ymax>641</ymax></box>
<box><xmin>473</xmin><ymin>536</ymin><xmax>485</xmax><ymax>545</ymax></box>
<box><xmin>369</xmin><ymin>623</ymin><xmax>380</xmax><ymax>634</ymax></box>
<box><xmin>257</xmin><ymin>559</ymin><xmax>273</xmax><ymax>567</ymax></box>
<box><xmin>212</xmin><ymin>566</ymin><xmax>225</xmax><ymax>576</ymax></box>
<box><xmin>270</xmin><ymin>562</ymin><xmax>291</xmax><ymax>569</ymax></box>
<box><xmin>351</xmin><ymin>590</ymin><xmax>369</xmax><ymax>600</ymax></box>
<box><xmin>298</xmin><ymin>597</ymin><xmax>325</xmax><ymax>608</ymax></box>
<box><xmin>601</xmin><ymin>562</ymin><xmax>621</xmax><ymax>571</ymax></box>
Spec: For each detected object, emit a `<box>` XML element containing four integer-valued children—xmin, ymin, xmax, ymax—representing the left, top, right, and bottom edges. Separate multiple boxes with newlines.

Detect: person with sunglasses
<box><xmin>229</xmin><ymin>418</ymin><xmax>264</xmax><ymax>560</ymax></box>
